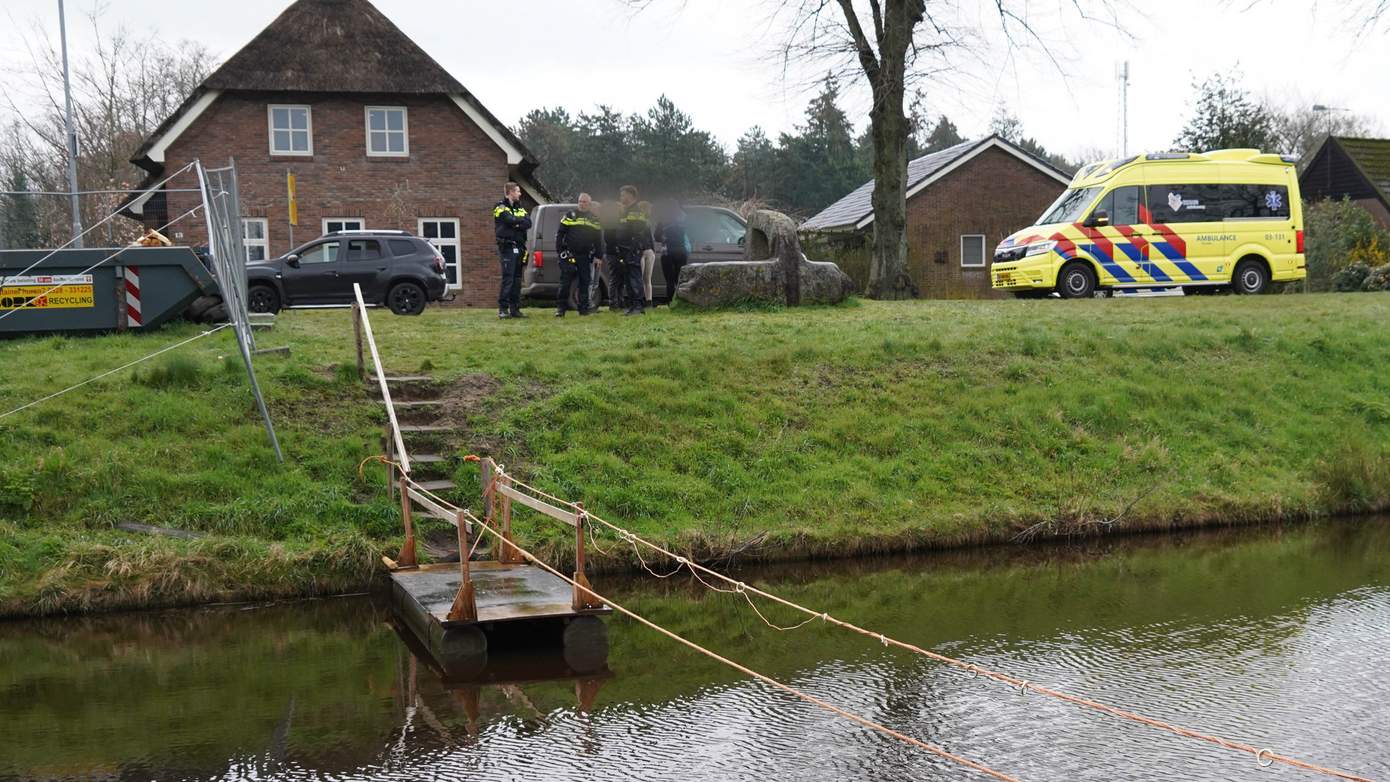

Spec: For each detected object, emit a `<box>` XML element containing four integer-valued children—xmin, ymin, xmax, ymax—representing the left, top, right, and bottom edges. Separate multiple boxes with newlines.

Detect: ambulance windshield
<box><xmin>1038</xmin><ymin>187</ymin><xmax>1100</xmax><ymax>226</ymax></box>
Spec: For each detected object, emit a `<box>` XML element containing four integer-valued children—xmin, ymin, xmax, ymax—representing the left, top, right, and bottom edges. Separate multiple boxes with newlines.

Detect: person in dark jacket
<box><xmin>493</xmin><ymin>182</ymin><xmax>532</xmax><ymax>319</ymax></box>
<box><xmin>656</xmin><ymin>201</ymin><xmax>690</xmax><ymax>305</ymax></box>
<box><xmin>554</xmin><ymin>192</ymin><xmax>603</xmax><ymax>317</ymax></box>
<box><xmin>615</xmin><ymin>185</ymin><xmax>652</xmax><ymax>316</ymax></box>
<box><xmin>600</xmin><ymin>201</ymin><xmax>625</xmax><ymax>312</ymax></box>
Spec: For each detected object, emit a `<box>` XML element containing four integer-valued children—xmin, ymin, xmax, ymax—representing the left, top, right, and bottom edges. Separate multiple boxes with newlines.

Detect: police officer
<box><xmin>493</xmin><ymin>182</ymin><xmax>532</xmax><ymax>319</ymax></box>
<box><xmin>554</xmin><ymin>192</ymin><xmax>603</xmax><ymax>317</ymax></box>
<box><xmin>601</xmin><ymin>201</ymin><xmax>625</xmax><ymax>312</ymax></box>
<box><xmin>616</xmin><ymin>185</ymin><xmax>652</xmax><ymax>316</ymax></box>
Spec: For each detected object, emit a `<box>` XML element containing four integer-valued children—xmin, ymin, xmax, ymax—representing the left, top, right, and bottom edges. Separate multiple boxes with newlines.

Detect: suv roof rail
<box><xmin>326</xmin><ymin>229</ymin><xmax>412</xmax><ymax>236</ymax></box>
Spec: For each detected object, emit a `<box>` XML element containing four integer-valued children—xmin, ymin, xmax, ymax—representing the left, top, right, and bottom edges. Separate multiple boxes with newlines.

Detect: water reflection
<box><xmin>1</xmin><ymin>519</ymin><xmax>1387</xmax><ymax>781</ymax></box>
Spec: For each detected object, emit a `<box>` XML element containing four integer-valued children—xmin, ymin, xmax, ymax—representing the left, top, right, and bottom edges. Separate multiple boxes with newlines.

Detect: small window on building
<box><xmin>268</xmin><ymin>105</ymin><xmax>312</xmax><ymax>156</ymax></box>
<box><xmin>242</xmin><ymin>218</ymin><xmax>269</xmax><ymax>262</ymax></box>
<box><xmin>323</xmin><ymin>218</ymin><xmax>364</xmax><ymax>235</ymax></box>
<box><xmin>419</xmin><ymin>218</ymin><xmax>461</xmax><ymax>289</ymax></box>
<box><xmin>366</xmin><ymin>107</ymin><xmax>409</xmax><ymax>157</ymax></box>
<box><xmin>961</xmin><ymin>234</ymin><xmax>986</xmax><ymax>268</ymax></box>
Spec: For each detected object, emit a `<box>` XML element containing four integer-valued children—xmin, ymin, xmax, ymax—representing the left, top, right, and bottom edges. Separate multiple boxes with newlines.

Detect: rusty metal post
<box><xmin>397</xmin><ymin>474</ymin><xmax>418</xmax><ymax>568</ymax></box>
<box><xmin>352</xmin><ymin>300</ymin><xmax>365</xmax><ymax>381</ymax></box>
<box><xmin>572</xmin><ymin>502</ymin><xmax>598</xmax><ymax>610</ymax></box>
<box><xmin>447</xmin><ymin>510</ymin><xmax>478</xmax><ymax>622</ymax></box>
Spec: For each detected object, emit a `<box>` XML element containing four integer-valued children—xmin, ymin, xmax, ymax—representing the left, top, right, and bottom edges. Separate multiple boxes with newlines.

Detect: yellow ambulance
<box><xmin>992</xmin><ymin>150</ymin><xmax>1306</xmax><ymax>298</ymax></box>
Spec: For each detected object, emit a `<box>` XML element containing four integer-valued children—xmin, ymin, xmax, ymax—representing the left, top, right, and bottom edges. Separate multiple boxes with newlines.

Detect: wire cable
<box><xmin>454</xmin><ymin>502</ymin><xmax>1023</xmax><ymax>782</ymax></box>
<box><xmin>492</xmin><ymin>467</ymin><xmax>1375</xmax><ymax>782</ymax></box>
<box><xmin>0</xmin><ymin>161</ymin><xmax>199</xmax><ymax>288</ymax></box>
<box><xmin>0</xmin><ymin>324</ymin><xmax>230</xmax><ymax>421</ymax></box>
<box><xmin>0</xmin><ymin>201</ymin><xmax>211</xmax><ymax>324</ymax></box>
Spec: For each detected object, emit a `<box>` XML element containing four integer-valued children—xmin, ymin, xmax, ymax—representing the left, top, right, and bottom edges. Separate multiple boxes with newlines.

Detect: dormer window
<box><xmin>268</xmin><ymin>105</ymin><xmax>312</xmax><ymax>156</ymax></box>
<box><xmin>365</xmin><ymin>106</ymin><xmax>408</xmax><ymax>157</ymax></box>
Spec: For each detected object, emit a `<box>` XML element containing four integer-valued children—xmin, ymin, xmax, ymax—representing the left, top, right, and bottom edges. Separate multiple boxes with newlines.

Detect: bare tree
<box><xmin>0</xmin><ymin>5</ymin><xmax>213</xmax><ymax>247</ymax></box>
<box><xmin>764</xmin><ymin>1</ymin><xmax>1127</xmax><ymax>299</ymax></box>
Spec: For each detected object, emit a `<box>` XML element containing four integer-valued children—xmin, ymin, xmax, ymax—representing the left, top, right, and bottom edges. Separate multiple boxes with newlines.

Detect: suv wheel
<box><xmin>248</xmin><ymin>285</ymin><xmax>281</xmax><ymax>314</ymax></box>
<box><xmin>387</xmin><ymin>281</ymin><xmax>427</xmax><ymax>316</ymax></box>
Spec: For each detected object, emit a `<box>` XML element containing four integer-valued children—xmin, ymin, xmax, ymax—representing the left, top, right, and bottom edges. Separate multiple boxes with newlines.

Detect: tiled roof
<box><xmin>1337</xmin><ymin>137</ymin><xmax>1390</xmax><ymax>201</ymax></box>
<box><xmin>801</xmin><ymin>138</ymin><xmax>983</xmax><ymax>230</ymax></box>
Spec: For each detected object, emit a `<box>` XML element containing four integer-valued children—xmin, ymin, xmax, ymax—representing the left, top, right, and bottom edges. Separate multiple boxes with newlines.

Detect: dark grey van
<box><xmin>520</xmin><ymin>204</ymin><xmax>747</xmax><ymax>302</ymax></box>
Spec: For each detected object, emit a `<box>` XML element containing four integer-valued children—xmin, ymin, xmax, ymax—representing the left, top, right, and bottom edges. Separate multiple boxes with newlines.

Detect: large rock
<box><xmin>675</xmin><ymin>209</ymin><xmax>855</xmax><ymax>307</ymax></box>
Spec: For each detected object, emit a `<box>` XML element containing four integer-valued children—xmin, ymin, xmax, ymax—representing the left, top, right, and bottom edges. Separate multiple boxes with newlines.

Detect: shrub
<box><xmin>1361</xmin><ymin>263</ymin><xmax>1390</xmax><ymax>292</ymax></box>
<box><xmin>1302</xmin><ymin>198</ymin><xmax>1390</xmax><ymax>291</ymax></box>
<box><xmin>1332</xmin><ymin>262</ymin><xmax>1371</xmax><ymax>291</ymax></box>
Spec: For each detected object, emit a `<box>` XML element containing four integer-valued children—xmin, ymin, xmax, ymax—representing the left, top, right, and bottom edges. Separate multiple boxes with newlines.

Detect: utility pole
<box><xmin>59</xmin><ymin>0</ymin><xmax>83</xmax><ymax>247</ymax></box>
<box><xmin>1117</xmin><ymin>61</ymin><xmax>1130</xmax><ymax>157</ymax></box>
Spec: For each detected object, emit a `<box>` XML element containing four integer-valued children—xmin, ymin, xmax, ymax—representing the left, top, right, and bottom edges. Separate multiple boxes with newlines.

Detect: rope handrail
<box><xmin>483</xmin><ymin>465</ymin><xmax>1374</xmax><ymax>782</ymax></box>
<box><xmin>452</xmin><ymin>502</ymin><xmax>1022</xmax><ymax>782</ymax></box>
<box><xmin>354</xmin><ymin>283</ymin><xmax>409</xmax><ymax>474</ymax></box>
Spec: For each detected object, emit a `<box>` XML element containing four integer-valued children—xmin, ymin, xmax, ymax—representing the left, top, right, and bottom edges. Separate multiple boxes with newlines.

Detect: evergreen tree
<box><xmin>1173</xmin><ymin>72</ymin><xmax>1277</xmax><ymax>152</ymax></box>
<box><xmin>922</xmin><ymin>117</ymin><xmax>964</xmax><ymax>153</ymax></box>
<box><xmin>517</xmin><ymin>107</ymin><xmax>581</xmax><ymax>199</ymax></box>
<box><xmin>629</xmin><ymin>96</ymin><xmax>729</xmax><ymax>198</ymax></box>
<box><xmin>730</xmin><ymin>126</ymin><xmax>778</xmax><ymax>201</ymax></box>
<box><xmin>777</xmin><ymin>75</ymin><xmax>866</xmax><ymax>215</ymax></box>
<box><xmin>1</xmin><ymin>171</ymin><xmax>41</xmax><ymax>250</ymax></box>
<box><xmin>575</xmin><ymin>106</ymin><xmax>633</xmax><ymax>197</ymax></box>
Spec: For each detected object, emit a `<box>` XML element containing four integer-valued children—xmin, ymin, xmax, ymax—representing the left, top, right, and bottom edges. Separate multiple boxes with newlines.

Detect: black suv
<box><xmin>246</xmin><ymin>230</ymin><xmax>449</xmax><ymax>315</ymax></box>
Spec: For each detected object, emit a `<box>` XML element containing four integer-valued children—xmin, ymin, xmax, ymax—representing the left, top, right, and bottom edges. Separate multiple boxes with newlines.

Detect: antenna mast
<box><xmin>1117</xmin><ymin>61</ymin><xmax>1130</xmax><ymax>157</ymax></box>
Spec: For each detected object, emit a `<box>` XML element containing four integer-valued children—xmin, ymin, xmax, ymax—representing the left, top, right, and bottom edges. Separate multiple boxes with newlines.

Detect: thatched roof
<box><xmin>203</xmin><ymin>0</ymin><xmax>465</xmax><ymax>94</ymax></box>
<box><xmin>125</xmin><ymin>0</ymin><xmax>545</xmax><ymax>204</ymax></box>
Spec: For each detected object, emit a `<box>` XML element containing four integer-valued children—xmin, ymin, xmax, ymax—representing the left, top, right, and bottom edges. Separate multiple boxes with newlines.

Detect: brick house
<box><xmin>120</xmin><ymin>0</ymin><xmax>548</xmax><ymax>306</ymax></box>
<box><xmin>1299</xmin><ymin>136</ymin><xmax>1390</xmax><ymax>229</ymax></box>
<box><xmin>801</xmin><ymin>136</ymin><xmax>1070</xmax><ymax>298</ymax></box>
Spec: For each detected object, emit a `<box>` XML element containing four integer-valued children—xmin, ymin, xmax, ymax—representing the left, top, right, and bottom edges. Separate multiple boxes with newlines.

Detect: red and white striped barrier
<box><xmin>124</xmin><ymin>265</ymin><xmax>142</xmax><ymax>328</ymax></box>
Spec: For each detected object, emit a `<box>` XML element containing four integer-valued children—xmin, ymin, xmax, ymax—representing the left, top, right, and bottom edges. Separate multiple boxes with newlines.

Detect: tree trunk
<box><xmin>865</xmin><ymin>93</ymin><xmax>914</xmax><ymax>299</ymax></box>
<box><xmin>862</xmin><ymin>0</ymin><xmax>922</xmax><ymax>300</ymax></box>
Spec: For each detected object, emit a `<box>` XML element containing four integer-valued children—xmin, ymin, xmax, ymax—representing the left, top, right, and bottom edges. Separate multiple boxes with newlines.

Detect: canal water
<box><xmin>2</xmin><ymin>519</ymin><xmax>1387</xmax><ymax>782</ymax></box>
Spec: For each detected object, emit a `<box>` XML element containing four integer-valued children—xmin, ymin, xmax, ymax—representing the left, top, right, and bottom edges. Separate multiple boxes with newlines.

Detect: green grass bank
<box><xmin>3</xmin><ymin>294</ymin><xmax>1389</xmax><ymax>617</ymax></box>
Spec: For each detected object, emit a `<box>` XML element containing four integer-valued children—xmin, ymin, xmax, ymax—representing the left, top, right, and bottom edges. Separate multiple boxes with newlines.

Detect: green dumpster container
<box><xmin>0</xmin><ymin>246</ymin><xmax>218</xmax><ymax>335</ymax></box>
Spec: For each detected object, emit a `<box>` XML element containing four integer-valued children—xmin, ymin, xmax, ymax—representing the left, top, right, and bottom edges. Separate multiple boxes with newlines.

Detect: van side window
<box><xmin>347</xmin><ymin>239</ymin><xmax>383</xmax><ymax>261</ymax></box>
<box><xmin>1146</xmin><ymin>184</ymin><xmax>1221</xmax><ymax>224</ymax></box>
<box><xmin>1223</xmin><ymin>185</ymin><xmax>1290</xmax><ymax>220</ymax></box>
<box><xmin>1095</xmin><ymin>186</ymin><xmax>1141</xmax><ymax>225</ymax></box>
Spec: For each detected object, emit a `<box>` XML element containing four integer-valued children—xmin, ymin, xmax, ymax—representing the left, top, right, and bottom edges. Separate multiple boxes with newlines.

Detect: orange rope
<box><xmin>486</xmin><ymin>467</ymin><xmax>1375</xmax><ymax>782</ymax></box>
<box><xmin>456</xmin><ymin>504</ymin><xmax>1023</xmax><ymax>782</ymax></box>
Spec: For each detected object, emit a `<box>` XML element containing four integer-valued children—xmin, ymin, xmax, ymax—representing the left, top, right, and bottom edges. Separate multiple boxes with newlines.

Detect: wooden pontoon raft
<box><xmin>389</xmin><ymin>561</ymin><xmax>612</xmax><ymax>678</ymax></box>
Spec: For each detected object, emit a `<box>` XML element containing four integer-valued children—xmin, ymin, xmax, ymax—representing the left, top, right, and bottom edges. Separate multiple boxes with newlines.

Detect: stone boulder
<box><xmin>674</xmin><ymin>209</ymin><xmax>855</xmax><ymax>308</ymax></box>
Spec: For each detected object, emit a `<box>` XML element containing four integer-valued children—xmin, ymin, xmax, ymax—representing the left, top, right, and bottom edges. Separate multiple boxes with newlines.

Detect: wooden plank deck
<box><xmin>390</xmin><ymin>561</ymin><xmax>612</xmax><ymax>628</ymax></box>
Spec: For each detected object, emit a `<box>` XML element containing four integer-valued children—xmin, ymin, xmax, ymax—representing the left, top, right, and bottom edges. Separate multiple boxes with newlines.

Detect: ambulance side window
<box><xmin>1096</xmin><ymin>186</ymin><xmax>1141</xmax><ymax>225</ymax></box>
<box><xmin>1147</xmin><ymin>184</ymin><xmax>1219</xmax><ymax>224</ymax></box>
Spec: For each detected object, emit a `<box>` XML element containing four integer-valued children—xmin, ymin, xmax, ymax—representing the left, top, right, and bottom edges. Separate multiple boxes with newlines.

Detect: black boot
<box><xmin>510</xmin><ymin>309</ymin><xmax>527</xmax><ymax>319</ymax></box>
<box><xmin>498</xmin><ymin>309</ymin><xmax>510</xmax><ymax>319</ymax></box>
<box><xmin>554</xmin><ymin>309</ymin><xmax>565</xmax><ymax>318</ymax></box>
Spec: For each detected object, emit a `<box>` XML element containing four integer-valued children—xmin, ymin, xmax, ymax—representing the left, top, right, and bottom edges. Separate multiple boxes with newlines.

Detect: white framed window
<box><xmin>365</xmin><ymin>106</ymin><xmax>409</xmax><ymax>157</ymax></box>
<box><xmin>961</xmin><ymin>234</ymin><xmax>986</xmax><ymax>268</ymax></box>
<box><xmin>242</xmin><ymin>218</ymin><xmax>269</xmax><ymax>262</ymax></box>
<box><xmin>268</xmin><ymin>105</ymin><xmax>312</xmax><ymax>156</ymax></box>
<box><xmin>323</xmin><ymin>218</ymin><xmax>365</xmax><ymax>235</ymax></box>
<box><xmin>419</xmin><ymin>218</ymin><xmax>461</xmax><ymax>290</ymax></box>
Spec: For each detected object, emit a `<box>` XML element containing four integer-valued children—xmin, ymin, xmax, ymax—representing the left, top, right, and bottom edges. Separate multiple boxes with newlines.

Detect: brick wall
<box><xmin>159</xmin><ymin>91</ymin><xmax>512</xmax><ymax>306</ymax></box>
<box><xmin>905</xmin><ymin>146</ymin><xmax>1065</xmax><ymax>299</ymax></box>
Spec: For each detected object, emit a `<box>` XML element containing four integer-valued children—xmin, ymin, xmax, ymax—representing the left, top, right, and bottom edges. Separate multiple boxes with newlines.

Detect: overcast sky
<box><xmin>1</xmin><ymin>0</ymin><xmax>1386</xmax><ymax>162</ymax></box>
